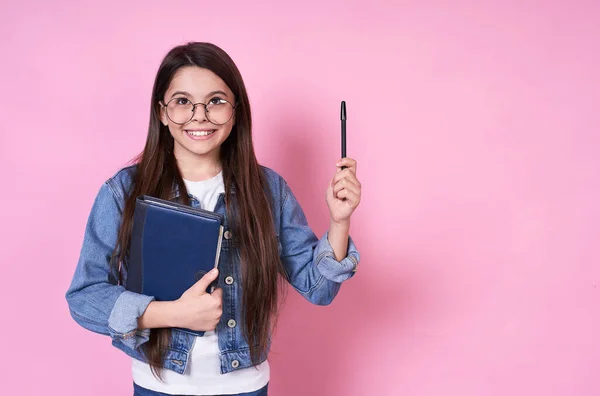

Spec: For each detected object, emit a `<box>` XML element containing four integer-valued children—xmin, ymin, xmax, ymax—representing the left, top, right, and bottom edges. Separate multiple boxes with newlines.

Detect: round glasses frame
<box><xmin>160</xmin><ymin>97</ymin><xmax>237</xmax><ymax>126</ymax></box>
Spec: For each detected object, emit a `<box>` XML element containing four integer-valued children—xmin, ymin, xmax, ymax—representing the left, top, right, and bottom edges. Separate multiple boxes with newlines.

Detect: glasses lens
<box><xmin>206</xmin><ymin>100</ymin><xmax>234</xmax><ymax>125</ymax></box>
<box><xmin>166</xmin><ymin>99</ymin><xmax>194</xmax><ymax>124</ymax></box>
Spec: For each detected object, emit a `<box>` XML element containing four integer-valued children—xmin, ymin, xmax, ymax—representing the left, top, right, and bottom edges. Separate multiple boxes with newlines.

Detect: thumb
<box><xmin>211</xmin><ymin>287</ymin><xmax>223</xmax><ymax>301</ymax></box>
<box><xmin>187</xmin><ymin>268</ymin><xmax>219</xmax><ymax>295</ymax></box>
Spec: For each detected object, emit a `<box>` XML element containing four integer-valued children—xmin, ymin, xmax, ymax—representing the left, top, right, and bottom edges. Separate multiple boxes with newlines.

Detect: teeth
<box><xmin>187</xmin><ymin>130</ymin><xmax>214</xmax><ymax>136</ymax></box>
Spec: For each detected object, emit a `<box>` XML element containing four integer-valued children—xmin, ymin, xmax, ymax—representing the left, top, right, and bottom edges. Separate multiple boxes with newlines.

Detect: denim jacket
<box><xmin>65</xmin><ymin>165</ymin><xmax>360</xmax><ymax>375</ymax></box>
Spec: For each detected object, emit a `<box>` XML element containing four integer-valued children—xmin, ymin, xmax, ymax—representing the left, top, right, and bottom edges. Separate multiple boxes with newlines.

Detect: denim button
<box><xmin>225</xmin><ymin>276</ymin><xmax>234</xmax><ymax>285</ymax></box>
<box><xmin>224</xmin><ymin>230</ymin><xmax>232</xmax><ymax>239</ymax></box>
<box><xmin>231</xmin><ymin>359</ymin><xmax>240</xmax><ymax>368</ymax></box>
<box><xmin>228</xmin><ymin>319</ymin><xmax>237</xmax><ymax>328</ymax></box>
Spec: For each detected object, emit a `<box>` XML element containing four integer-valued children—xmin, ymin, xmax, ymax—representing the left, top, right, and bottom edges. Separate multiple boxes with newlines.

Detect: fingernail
<box><xmin>211</xmin><ymin>268</ymin><xmax>218</xmax><ymax>274</ymax></box>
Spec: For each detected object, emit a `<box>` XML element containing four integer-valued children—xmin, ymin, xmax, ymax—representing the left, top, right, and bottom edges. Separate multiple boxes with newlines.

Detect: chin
<box><xmin>190</xmin><ymin>148</ymin><xmax>218</xmax><ymax>156</ymax></box>
<box><xmin>185</xmin><ymin>142</ymin><xmax>217</xmax><ymax>154</ymax></box>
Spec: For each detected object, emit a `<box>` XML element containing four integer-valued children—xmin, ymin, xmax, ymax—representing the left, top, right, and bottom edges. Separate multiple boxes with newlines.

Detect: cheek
<box><xmin>220</xmin><ymin>123</ymin><xmax>234</xmax><ymax>139</ymax></box>
<box><xmin>167</xmin><ymin>123</ymin><xmax>184</xmax><ymax>139</ymax></box>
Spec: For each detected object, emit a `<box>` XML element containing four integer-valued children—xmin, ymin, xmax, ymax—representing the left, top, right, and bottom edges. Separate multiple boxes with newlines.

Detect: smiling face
<box><xmin>160</xmin><ymin>66</ymin><xmax>236</xmax><ymax>162</ymax></box>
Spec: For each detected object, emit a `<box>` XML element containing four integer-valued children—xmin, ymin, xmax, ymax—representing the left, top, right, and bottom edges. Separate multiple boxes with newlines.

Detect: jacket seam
<box><xmin>349</xmin><ymin>254</ymin><xmax>358</xmax><ymax>271</ymax></box>
<box><xmin>105</xmin><ymin>179</ymin><xmax>123</xmax><ymax>202</ymax></box>
<box><xmin>280</xmin><ymin>180</ymin><xmax>290</xmax><ymax>217</ymax></box>
<box><xmin>105</xmin><ymin>164</ymin><xmax>138</xmax><ymax>202</ymax></box>
<box><xmin>219</xmin><ymin>345</ymin><xmax>269</xmax><ymax>355</ymax></box>
<box><xmin>315</xmin><ymin>249</ymin><xmax>334</xmax><ymax>266</ymax></box>
<box><xmin>108</xmin><ymin>325</ymin><xmax>137</xmax><ymax>340</ymax></box>
<box><xmin>349</xmin><ymin>255</ymin><xmax>358</xmax><ymax>266</ymax></box>
<box><xmin>306</xmin><ymin>272</ymin><xmax>326</xmax><ymax>294</ymax></box>
<box><xmin>70</xmin><ymin>309</ymin><xmax>105</xmax><ymax>328</ymax></box>
<box><xmin>165</xmin><ymin>347</ymin><xmax>189</xmax><ymax>354</ymax></box>
<box><xmin>290</xmin><ymin>269</ymin><xmax>326</xmax><ymax>295</ymax></box>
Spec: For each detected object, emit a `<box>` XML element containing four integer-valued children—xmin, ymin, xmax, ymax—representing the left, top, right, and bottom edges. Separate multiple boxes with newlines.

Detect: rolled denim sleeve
<box><xmin>65</xmin><ymin>181</ymin><xmax>154</xmax><ymax>351</ymax></box>
<box><xmin>279</xmin><ymin>180</ymin><xmax>359</xmax><ymax>305</ymax></box>
<box><xmin>313</xmin><ymin>231</ymin><xmax>360</xmax><ymax>283</ymax></box>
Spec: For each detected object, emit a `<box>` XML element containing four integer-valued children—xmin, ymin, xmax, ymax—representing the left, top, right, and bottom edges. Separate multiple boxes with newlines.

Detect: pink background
<box><xmin>1</xmin><ymin>1</ymin><xmax>599</xmax><ymax>395</ymax></box>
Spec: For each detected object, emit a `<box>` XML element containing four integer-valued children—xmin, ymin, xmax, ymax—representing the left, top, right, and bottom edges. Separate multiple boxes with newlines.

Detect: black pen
<box><xmin>341</xmin><ymin>101</ymin><xmax>347</xmax><ymax>169</ymax></box>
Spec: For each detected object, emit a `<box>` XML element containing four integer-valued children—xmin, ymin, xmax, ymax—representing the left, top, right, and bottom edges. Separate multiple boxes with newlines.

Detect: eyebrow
<box><xmin>207</xmin><ymin>90</ymin><xmax>229</xmax><ymax>98</ymax></box>
<box><xmin>170</xmin><ymin>90</ymin><xmax>230</xmax><ymax>99</ymax></box>
<box><xmin>170</xmin><ymin>90</ymin><xmax>193</xmax><ymax>98</ymax></box>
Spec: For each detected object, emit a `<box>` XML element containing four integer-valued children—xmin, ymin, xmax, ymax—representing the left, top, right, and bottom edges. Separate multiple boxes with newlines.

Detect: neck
<box><xmin>174</xmin><ymin>146</ymin><xmax>222</xmax><ymax>182</ymax></box>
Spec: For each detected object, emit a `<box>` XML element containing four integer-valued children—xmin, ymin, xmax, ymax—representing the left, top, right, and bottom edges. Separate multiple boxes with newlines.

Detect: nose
<box><xmin>191</xmin><ymin>103</ymin><xmax>209</xmax><ymax>122</ymax></box>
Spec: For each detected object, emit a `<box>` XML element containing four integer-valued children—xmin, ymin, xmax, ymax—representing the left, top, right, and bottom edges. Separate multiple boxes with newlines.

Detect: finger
<box><xmin>336</xmin><ymin>189</ymin><xmax>361</xmax><ymax>207</ymax></box>
<box><xmin>336</xmin><ymin>158</ymin><xmax>357</xmax><ymax>173</ymax></box>
<box><xmin>187</xmin><ymin>268</ymin><xmax>219</xmax><ymax>295</ymax></box>
<box><xmin>344</xmin><ymin>170</ymin><xmax>361</xmax><ymax>186</ymax></box>
<box><xmin>331</xmin><ymin>168</ymin><xmax>358</xmax><ymax>186</ymax></box>
<box><xmin>333</xmin><ymin>179</ymin><xmax>360</xmax><ymax>197</ymax></box>
<box><xmin>335</xmin><ymin>186</ymin><xmax>361</xmax><ymax>204</ymax></box>
<box><xmin>335</xmin><ymin>188</ymin><xmax>349</xmax><ymax>200</ymax></box>
<box><xmin>337</xmin><ymin>172</ymin><xmax>361</xmax><ymax>190</ymax></box>
<box><xmin>332</xmin><ymin>172</ymin><xmax>361</xmax><ymax>191</ymax></box>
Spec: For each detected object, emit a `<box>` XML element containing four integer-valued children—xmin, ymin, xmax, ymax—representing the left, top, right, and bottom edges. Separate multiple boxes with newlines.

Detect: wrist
<box><xmin>139</xmin><ymin>300</ymin><xmax>179</xmax><ymax>329</ymax></box>
<box><xmin>328</xmin><ymin>218</ymin><xmax>351</xmax><ymax>261</ymax></box>
<box><xmin>165</xmin><ymin>300</ymin><xmax>181</xmax><ymax>328</ymax></box>
<box><xmin>330</xmin><ymin>218</ymin><xmax>350</xmax><ymax>231</ymax></box>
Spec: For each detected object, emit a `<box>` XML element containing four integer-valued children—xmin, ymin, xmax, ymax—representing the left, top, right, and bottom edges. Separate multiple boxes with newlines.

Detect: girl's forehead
<box><xmin>167</xmin><ymin>66</ymin><xmax>234</xmax><ymax>99</ymax></box>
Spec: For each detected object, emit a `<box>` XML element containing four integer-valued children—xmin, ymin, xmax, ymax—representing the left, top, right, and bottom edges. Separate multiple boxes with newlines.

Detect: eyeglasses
<box><xmin>160</xmin><ymin>97</ymin><xmax>236</xmax><ymax>125</ymax></box>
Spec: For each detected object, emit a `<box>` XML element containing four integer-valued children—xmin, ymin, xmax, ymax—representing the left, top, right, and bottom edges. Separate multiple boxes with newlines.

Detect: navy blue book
<box><xmin>127</xmin><ymin>195</ymin><xmax>224</xmax><ymax>336</ymax></box>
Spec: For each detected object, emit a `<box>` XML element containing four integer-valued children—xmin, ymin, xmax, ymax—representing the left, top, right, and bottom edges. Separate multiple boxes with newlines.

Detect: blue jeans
<box><xmin>133</xmin><ymin>383</ymin><xmax>268</xmax><ymax>396</ymax></box>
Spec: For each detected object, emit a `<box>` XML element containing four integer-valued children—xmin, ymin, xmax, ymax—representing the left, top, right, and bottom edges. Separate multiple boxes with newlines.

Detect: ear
<box><xmin>159</xmin><ymin>102</ymin><xmax>168</xmax><ymax>126</ymax></box>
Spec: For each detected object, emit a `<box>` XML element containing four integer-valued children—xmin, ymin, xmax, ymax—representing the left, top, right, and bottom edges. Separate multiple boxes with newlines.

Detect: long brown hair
<box><xmin>110</xmin><ymin>42</ymin><xmax>287</xmax><ymax>377</ymax></box>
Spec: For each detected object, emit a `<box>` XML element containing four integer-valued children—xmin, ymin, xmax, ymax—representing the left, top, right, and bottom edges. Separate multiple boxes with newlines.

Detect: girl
<box><xmin>66</xmin><ymin>42</ymin><xmax>362</xmax><ymax>396</ymax></box>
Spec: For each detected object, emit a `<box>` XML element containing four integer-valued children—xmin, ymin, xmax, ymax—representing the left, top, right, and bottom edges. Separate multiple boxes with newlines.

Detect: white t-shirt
<box><xmin>132</xmin><ymin>171</ymin><xmax>270</xmax><ymax>395</ymax></box>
